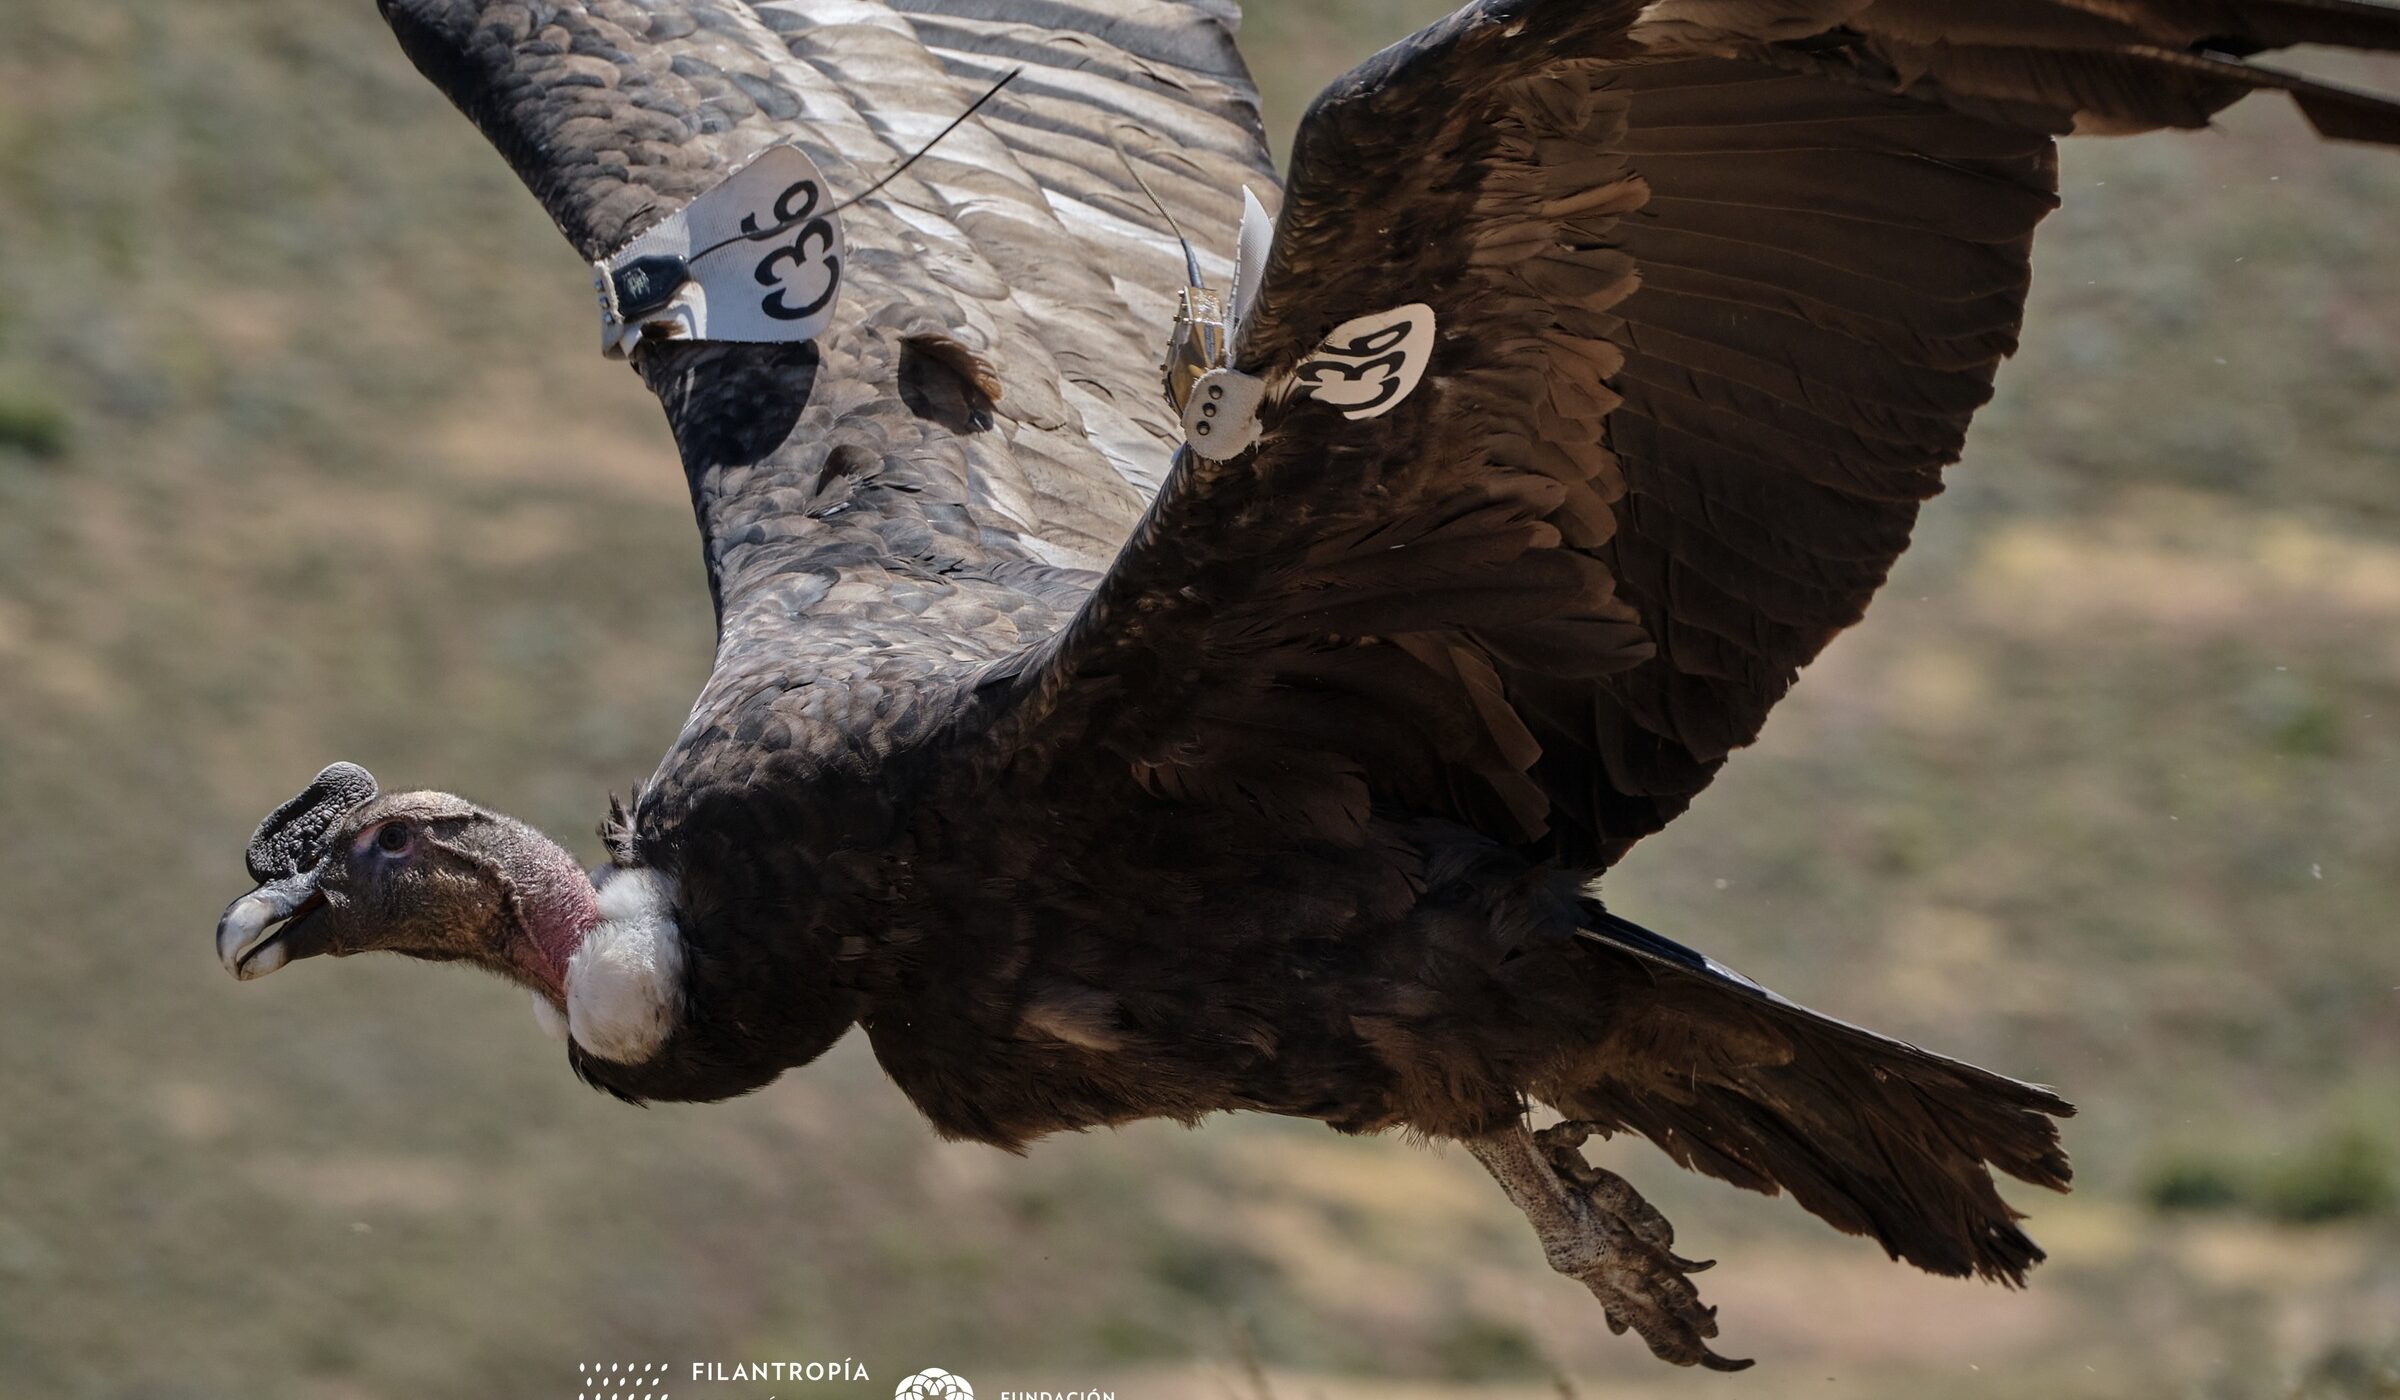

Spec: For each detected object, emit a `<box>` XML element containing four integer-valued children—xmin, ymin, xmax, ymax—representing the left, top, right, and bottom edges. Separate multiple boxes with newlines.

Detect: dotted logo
<box><xmin>896</xmin><ymin>1368</ymin><xmax>974</xmax><ymax>1400</ymax></box>
<box><xmin>579</xmin><ymin>1360</ymin><xmax>671</xmax><ymax>1400</ymax></box>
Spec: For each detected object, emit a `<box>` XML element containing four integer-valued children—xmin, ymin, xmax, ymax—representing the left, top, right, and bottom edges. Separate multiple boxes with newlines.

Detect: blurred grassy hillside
<box><xmin>1</xmin><ymin>3</ymin><xmax>2396</xmax><ymax>1399</ymax></box>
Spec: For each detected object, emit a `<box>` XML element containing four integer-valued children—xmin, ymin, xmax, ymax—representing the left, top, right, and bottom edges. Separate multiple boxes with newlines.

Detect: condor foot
<box><xmin>1466</xmin><ymin>1119</ymin><xmax>1751</xmax><ymax>1372</ymax></box>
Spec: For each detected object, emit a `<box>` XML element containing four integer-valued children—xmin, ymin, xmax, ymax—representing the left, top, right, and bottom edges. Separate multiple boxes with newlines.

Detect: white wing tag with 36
<box><xmin>1291</xmin><ymin>304</ymin><xmax>1436</xmax><ymax>420</ymax></box>
<box><xmin>591</xmin><ymin>143</ymin><xmax>846</xmax><ymax>359</ymax></box>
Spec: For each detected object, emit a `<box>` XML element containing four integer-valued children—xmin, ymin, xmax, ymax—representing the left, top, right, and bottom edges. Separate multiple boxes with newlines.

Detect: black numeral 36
<box><xmin>743</xmin><ymin>179</ymin><xmax>839</xmax><ymax>322</ymax></box>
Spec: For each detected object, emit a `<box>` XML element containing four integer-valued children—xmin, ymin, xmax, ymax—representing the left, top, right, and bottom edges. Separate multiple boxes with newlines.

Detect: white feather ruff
<box><xmin>564</xmin><ymin>868</ymin><xmax>685</xmax><ymax>1065</ymax></box>
<box><xmin>529</xmin><ymin>991</ymin><xmax>569</xmax><ymax>1043</ymax></box>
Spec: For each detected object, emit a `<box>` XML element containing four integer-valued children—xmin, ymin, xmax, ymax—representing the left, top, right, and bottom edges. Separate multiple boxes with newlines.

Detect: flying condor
<box><xmin>213</xmin><ymin>0</ymin><xmax>2400</xmax><ymax>1370</ymax></box>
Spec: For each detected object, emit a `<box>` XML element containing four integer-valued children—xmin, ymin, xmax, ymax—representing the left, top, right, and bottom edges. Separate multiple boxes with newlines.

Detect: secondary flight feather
<box><xmin>211</xmin><ymin>0</ymin><xmax>2400</xmax><ymax>1369</ymax></box>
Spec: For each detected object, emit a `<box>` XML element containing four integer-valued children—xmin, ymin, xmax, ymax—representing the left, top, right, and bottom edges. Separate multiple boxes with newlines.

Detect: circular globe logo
<box><xmin>897</xmin><ymin>1369</ymin><xmax>974</xmax><ymax>1400</ymax></box>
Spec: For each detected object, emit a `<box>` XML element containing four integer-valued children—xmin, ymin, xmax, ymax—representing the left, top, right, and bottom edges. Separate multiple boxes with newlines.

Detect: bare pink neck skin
<box><xmin>500</xmin><ymin>836</ymin><xmax>602</xmax><ymax>1003</ymax></box>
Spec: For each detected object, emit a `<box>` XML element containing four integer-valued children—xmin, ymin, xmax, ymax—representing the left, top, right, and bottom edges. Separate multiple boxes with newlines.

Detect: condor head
<box><xmin>214</xmin><ymin>763</ymin><xmax>596</xmax><ymax>999</ymax></box>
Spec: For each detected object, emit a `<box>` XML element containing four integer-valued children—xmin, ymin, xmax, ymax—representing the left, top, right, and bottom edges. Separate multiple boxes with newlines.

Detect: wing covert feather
<box><xmin>985</xmin><ymin>0</ymin><xmax>2400</xmax><ymax>868</ymax></box>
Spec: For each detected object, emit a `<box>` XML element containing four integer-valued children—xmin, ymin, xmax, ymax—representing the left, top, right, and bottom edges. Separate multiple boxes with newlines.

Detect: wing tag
<box><xmin>1292</xmin><ymin>304</ymin><xmax>1436</xmax><ymax>420</ymax></box>
<box><xmin>592</xmin><ymin>144</ymin><xmax>846</xmax><ymax>359</ymax></box>
<box><xmin>1182</xmin><ymin>366</ymin><xmax>1267</xmax><ymax>460</ymax></box>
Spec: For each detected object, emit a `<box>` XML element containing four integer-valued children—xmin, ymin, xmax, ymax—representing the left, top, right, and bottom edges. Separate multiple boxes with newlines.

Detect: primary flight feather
<box><xmin>212</xmin><ymin>0</ymin><xmax>2400</xmax><ymax>1369</ymax></box>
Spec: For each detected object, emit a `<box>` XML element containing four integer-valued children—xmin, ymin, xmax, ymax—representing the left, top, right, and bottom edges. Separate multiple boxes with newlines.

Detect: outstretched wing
<box><xmin>376</xmin><ymin>0</ymin><xmax>1269</xmax><ymax>819</ymax></box>
<box><xmin>988</xmin><ymin>0</ymin><xmax>2400</xmax><ymax>867</ymax></box>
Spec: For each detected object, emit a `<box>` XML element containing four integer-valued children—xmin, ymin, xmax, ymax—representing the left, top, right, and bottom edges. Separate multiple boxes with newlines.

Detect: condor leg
<box><xmin>1463</xmin><ymin>1119</ymin><xmax>1751</xmax><ymax>1372</ymax></box>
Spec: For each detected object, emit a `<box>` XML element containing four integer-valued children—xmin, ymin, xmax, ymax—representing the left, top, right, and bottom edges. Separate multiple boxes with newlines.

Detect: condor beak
<box><xmin>216</xmin><ymin>870</ymin><xmax>330</xmax><ymax>981</ymax></box>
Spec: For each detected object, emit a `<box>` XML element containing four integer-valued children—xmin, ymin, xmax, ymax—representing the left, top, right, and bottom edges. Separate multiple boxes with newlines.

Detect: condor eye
<box><xmin>373</xmin><ymin>822</ymin><xmax>414</xmax><ymax>856</ymax></box>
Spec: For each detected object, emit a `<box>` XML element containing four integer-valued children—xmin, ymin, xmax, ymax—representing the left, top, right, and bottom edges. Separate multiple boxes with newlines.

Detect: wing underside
<box><xmin>377</xmin><ymin>0</ymin><xmax>1278</xmax><ymax>818</ymax></box>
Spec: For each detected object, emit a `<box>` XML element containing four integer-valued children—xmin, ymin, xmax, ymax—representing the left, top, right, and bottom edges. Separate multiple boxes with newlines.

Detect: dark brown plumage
<box><xmin>210</xmin><ymin>0</ymin><xmax>2400</xmax><ymax>1370</ymax></box>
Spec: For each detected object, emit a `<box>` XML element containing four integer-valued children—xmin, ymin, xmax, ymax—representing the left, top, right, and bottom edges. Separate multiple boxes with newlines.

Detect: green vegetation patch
<box><xmin>0</xmin><ymin>384</ymin><xmax>68</xmax><ymax>460</ymax></box>
<box><xmin>2142</xmin><ymin>1128</ymin><xmax>2399</xmax><ymax>1223</ymax></box>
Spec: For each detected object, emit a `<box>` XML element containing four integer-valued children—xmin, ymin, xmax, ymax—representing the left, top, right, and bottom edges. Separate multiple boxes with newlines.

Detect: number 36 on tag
<box><xmin>1292</xmin><ymin>304</ymin><xmax>1435</xmax><ymax>420</ymax></box>
<box><xmin>593</xmin><ymin>144</ymin><xmax>846</xmax><ymax>357</ymax></box>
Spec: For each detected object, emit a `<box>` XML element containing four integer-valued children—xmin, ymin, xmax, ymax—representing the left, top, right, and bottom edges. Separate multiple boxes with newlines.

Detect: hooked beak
<box><xmin>216</xmin><ymin>870</ymin><xmax>331</xmax><ymax>980</ymax></box>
